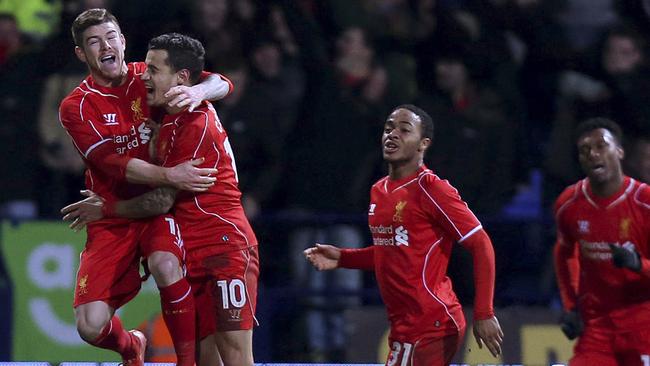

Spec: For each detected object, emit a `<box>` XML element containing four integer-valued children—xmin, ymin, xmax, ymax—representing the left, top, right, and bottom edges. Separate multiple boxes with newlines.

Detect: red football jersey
<box><xmin>157</xmin><ymin>101</ymin><xmax>257</xmax><ymax>258</ymax></box>
<box><xmin>368</xmin><ymin>166</ymin><xmax>482</xmax><ymax>340</ymax></box>
<box><xmin>555</xmin><ymin>177</ymin><xmax>650</xmax><ymax>323</ymax></box>
<box><xmin>59</xmin><ymin>62</ymin><xmax>152</xmax><ymax>202</ymax></box>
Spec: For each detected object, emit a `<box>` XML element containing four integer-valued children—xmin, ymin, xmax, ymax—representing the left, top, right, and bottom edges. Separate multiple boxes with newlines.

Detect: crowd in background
<box><xmin>3</xmin><ymin>0</ymin><xmax>650</xmax><ymax>361</ymax></box>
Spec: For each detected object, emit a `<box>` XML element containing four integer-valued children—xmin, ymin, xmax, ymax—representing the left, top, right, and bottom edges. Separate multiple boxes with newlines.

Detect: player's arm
<box><xmin>165</xmin><ymin>73</ymin><xmax>233</xmax><ymax>112</ymax></box>
<box><xmin>304</xmin><ymin>244</ymin><xmax>375</xmax><ymax>271</ymax></box>
<box><xmin>61</xmin><ymin>187</ymin><xmax>177</xmax><ymax>230</ymax></box>
<box><xmin>459</xmin><ymin>229</ymin><xmax>503</xmax><ymax>357</ymax></box>
<box><xmin>59</xmin><ymin>100</ymin><xmax>217</xmax><ymax>191</ymax></box>
<box><xmin>554</xmin><ymin>234</ymin><xmax>583</xmax><ymax>340</ymax></box>
<box><xmin>421</xmin><ymin>178</ymin><xmax>502</xmax><ymax>357</ymax></box>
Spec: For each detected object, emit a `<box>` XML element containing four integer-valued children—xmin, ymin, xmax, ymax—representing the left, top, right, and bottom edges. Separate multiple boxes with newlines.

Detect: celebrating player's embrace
<box><xmin>304</xmin><ymin>105</ymin><xmax>503</xmax><ymax>365</ymax></box>
<box><xmin>554</xmin><ymin>117</ymin><xmax>650</xmax><ymax>366</ymax></box>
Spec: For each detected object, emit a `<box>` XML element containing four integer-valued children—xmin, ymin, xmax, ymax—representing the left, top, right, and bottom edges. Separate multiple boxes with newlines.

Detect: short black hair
<box><xmin>575</xmin><ymin>117</ymin><xmax>623</xmax><ymax>146</ymax></box>
<box><xmin>148</xmin><ymin>33</ymin><xmax>205</xmax><ymax>84</ymax></box>
<box><xmin>393</xmin><ymin>104</ymin><xmax>434</xmax><ymax>141</ymax></box>
<box><xmin>71</xmin><ymin>8</ymin><xmax>120</xmax><ymax>46</ymax></box>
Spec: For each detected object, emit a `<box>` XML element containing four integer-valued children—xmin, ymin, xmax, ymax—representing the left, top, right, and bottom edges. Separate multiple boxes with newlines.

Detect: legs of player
<box><xmin>214</xmin><ymin>330</ymin><xmax>253</xmax><ymax>366</ymax></box>
<box><xmin>148</xmin><ymin>250</ymin><xmax>196</xmax><ymax>366</ymax></box>
<box><xmin>74</xmin><ymin>301</ymin><xmax>145</xmax><ymax>364</ymax></box>
<box><xmin>198</xmin><ymin>334</ymin><xmax>224</xmax><ymax>366</ymax></box>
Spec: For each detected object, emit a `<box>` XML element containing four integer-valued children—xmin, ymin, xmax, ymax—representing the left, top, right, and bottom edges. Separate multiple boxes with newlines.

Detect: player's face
<box><xmin>75</xmin><ymin>21</ymin><xmax>126</xmax><ymax>86</ymax></box>
<box><xmin>577</xmin><ymin>128</ymin><xmax>624</xmax><ymax>184</ymax></box>
<box><xmin>382</xmin><ymin>108</ymin><xmax>430</xmax><ymax>163</ymax></box>
<box><xmin>142</xmin><ymin>49</ymin><xmax>180</xmax><ymax>108</ymax></box>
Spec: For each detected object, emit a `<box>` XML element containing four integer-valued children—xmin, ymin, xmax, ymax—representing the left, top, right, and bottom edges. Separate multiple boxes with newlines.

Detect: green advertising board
<box><xmin>0</xmin><ymin>221</ymin><xmax>161</xmax><ymax>362</ymax></box>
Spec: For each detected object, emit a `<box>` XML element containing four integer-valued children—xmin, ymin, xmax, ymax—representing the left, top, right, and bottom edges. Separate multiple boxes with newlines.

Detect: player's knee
<box><xmin>148</xmin><ymin>251</ymin><xmax>181</xmax><ymax>286</ymax></box>
<box><xmin>220</xmin><ymin>348</ymin><xmax>252</xmax><ymax>366</ymax></box>
<box><xmin>75</xmin><ymin>313</ymin><xmax>109</xmax><ymax>342</ymax></box>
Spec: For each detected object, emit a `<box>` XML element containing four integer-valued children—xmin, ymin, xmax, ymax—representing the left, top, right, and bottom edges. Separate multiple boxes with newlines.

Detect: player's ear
<box><xmin>617</xmin><ymin>145</ymin><xmax>624</xmax><ymax>160</ymax></box>
<box><xmin>177</xmin><ymin>69</ymin><xmax>190</xmax><ymax>85</ymax></box>
<box><xmin>75</xmin><ymin>46</ymin><xmax>87</xmax><ymax>63</ymax></box>
<box><xmin>419</xmin><ymin>137</ymin><xmax>431</xmax><ymax>152</ymax></box>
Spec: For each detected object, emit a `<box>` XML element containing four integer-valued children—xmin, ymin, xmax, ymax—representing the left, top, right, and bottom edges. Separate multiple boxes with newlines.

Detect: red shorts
<box><xmin>188</xmin><ymin>246</ymin><xmax>259</xmax><ymax>339</ymax></box>
<box><xmin>571</xmin><ymin>315</ymin><xmax>650</xmax><ymax>366</ymax></box>
<box><xmin>385</xmin><ymin>327</ymin><xmax>466</xmax><ymax>366</ymax></box>
<box><xmin>73</xmin><ymin>215</ymin><xmax>185</xmax><ymax>308</ymax></box>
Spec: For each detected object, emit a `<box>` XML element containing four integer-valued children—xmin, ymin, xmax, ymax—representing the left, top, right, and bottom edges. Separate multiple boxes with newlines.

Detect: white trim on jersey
<box><xmin>418</xmin><ymin>172</ymin><xmax>480</xmax><ymax>240</ymax></box>
<box><xmin>634</xmin><ymin>183</ymin><xmax>650</xmax><ymax>210</ymax></box>
<box><xmin>84</xmin><ymin>138</ymin><xmax>111</xmax><ymax>157</ymax></box>
<box><xmin>80</xmin><ymin>80</ymin><xmax>119</xmax><ymax>98</ymax></box>
<box><xmin>582</xmin><ymin>177</ymin><xmax>636</xmax><ymax>209</ymax></box>
<box><xmin>192</xmin><ymin>111</ymin><xmax>210</xmax><ymax>158</ymax></box>
<box><xmin>125</xmin><ymin>75</ymin><xmax>137</xmax><ymax>95</ymax></box>
<box><xmin>458</xmin><ymin>224</ymin><xmax>483</xmax><ymax>243</ymax></box>
<box><xmin>241</xmin><ymin>248</ymin><xmax>260</xmax><ymax>327</ymax></box>
<box><xmin>422</xmin><ymin>237</ymin><xmax>460</xmax><ymax>332</ymax></box>
<box><xmin>193</xmin><ymin>197</ymin><xmax>251</xmax><ymax>246</ymax></box>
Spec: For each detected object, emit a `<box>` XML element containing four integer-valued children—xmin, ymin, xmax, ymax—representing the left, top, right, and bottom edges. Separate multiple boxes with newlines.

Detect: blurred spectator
<box><xmin>285</xmin><ymin>25</ymin><xmax>388</xmax><ymax>362</ymax></box>
<box><xmin>557</xmin><ymin>0</ymin><xmax>618</xmax><ymax>52</ymax></box>
<box><xmin>545</xmin><ymin>23</ymin><xmax>650</xmax><ymax>206</ymax></box>
<box><xmin>0</xmin><ymin>12</ymin><xmax>44</xmax><ymax>219</ymax></box>
<box><xmin>624</xmin><ymin>136</ymin><xmax>650</xmax><ymax>184</ymax></box>
<box><xmin>189</xmin><ymin>0</ymin><xmax>245</xmax><ymax>70</ymax></box>
<box><xmin>217</xmin><ymin>36</ymin><xmax>305</xmax><ymax>220</ymax></box>
<box><xmin>0</xmin><ymin>0</ymin><xmax>62</xmax><ymax>44</ymax></box>
<box><xmin>417</xmin><ymin>49</ymin><xmax>518</xmax><ymax>216</ymax></box>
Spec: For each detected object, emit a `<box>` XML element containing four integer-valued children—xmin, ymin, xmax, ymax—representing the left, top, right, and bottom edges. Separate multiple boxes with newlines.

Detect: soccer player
<box><xmin>553</xmin><ymin>117</ymin><xmax>650</xmax><ymax>366</ymax></box>
<box><xmin>63</xmin><ymin>33</ymin><xmax>259</xmax><ymax>366</ymax></box>
<box><xmin>58</xmin><ymin>9</ymin><xmax>231</xmax><ymax>366</ymax></box>
<box><xmin>304</xmin><ymin>105</ymin><xmax>503</xmax><ymax>365</ymax></box>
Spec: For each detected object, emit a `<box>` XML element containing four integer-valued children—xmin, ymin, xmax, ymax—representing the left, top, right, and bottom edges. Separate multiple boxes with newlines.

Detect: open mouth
<box><xmin>590</xmin><ymin>164</ymin><xmax>606</xmax><ymax>174</ymax></box>
<box><xmin>100</xmin><ymin>55</ymin><xmax>116</xmax><ymax>64</ymax></box>
<box><xmin>145</xmin><ymin>84</ymin><xmax>154</xmax><ymax>96</ymax></box>
<box><xmin>384</xmin><ymin>140</ymin><xmax>398</xmax><ymax>153</ymax></box>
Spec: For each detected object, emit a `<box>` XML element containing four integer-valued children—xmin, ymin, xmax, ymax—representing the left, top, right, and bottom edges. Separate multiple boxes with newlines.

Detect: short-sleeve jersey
<box><xmin>157</xmin><ymin>101</ymin><xmax>257</xmax><ymax>257</ymax></box>
<box><xmin>368</xmin><ymin>166</ymin><xmax>481</xmax><ymax>340</ymax></box>
<box><xmin>59</xmin><ymin>62</ymin><xmax>152</xmax><ymax>202</ymax></box>
<box><xmin>555</xmin><ymin>177</ymin><xmax>650</xmax><ymax>321</ymax></box>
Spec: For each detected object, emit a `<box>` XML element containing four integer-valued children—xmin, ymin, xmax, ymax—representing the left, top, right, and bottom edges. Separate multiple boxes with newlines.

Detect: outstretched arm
<box><xmin>460</xmin><ymin>229</ymin><xmax>503</xmax><ymax>358</ymax></box>
<box><xmin>304</xmin><ymin>244</ymin><xmax>375</xmax><ymax>271</ymax></box>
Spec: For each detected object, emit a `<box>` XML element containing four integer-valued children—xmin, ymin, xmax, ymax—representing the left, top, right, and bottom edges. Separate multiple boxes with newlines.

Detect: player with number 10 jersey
<box><xmin>156</xmin><ymin>100</ymin><xmax>259</xmax><ymax>336</ymax></box>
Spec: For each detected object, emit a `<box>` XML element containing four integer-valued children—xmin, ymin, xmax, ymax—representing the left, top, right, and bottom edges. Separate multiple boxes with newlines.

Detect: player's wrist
<box><xmin>102</xmin><ymin>201</ymin><xmax>116</xmax><ymax>218</ymax></box>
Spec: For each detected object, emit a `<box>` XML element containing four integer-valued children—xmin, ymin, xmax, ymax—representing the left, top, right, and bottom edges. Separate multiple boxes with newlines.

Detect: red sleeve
<box><xmin>459</xmin><ymin>229</ymin><xmax>495</xmax><ymax>320</ymax></box>
<box><xmin>635</xmin><ymin>184</ymin><xmax>650</xmax><ymax>278</ymax></box>
<box><xmin>59</xmin><ymin>96</ymin><xmax>131</xmax><ymax>178</ymax></box>
<box><xmin>339</xmin><ymin>246</ymin><xmax>375</xmax><ymax>271</ymax></box>
<box><xmin>554</xmin><ymin>239</ymin><xmax>580</xmax><ymax>311</ymax></box>
<box><xmin>553</xmin><ymin>189</ymin><xmax>580</xmax><ymax>311</ymax></box>
<box><xmin>421</xmin><ymin>177</ymin><xmax>482</xmax><ymax>242</ymax></box>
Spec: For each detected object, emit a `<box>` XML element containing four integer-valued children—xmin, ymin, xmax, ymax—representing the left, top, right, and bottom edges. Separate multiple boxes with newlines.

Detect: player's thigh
<box><xmin>206</xmin><ymin>246</ymin><xmax>259</xmax><ymax>332</ymax></box>
<box><xmin>386</xmin><ymin>332</ymin><xmax>463</xmax><ymax>366</ymax></box>
<box><xmin>616</xmin><ymin>327</ymin><xmax>650</xmax><ymax>366</ymax></box>
<box><xmin>198</xmin><ymin>334</ymin><xmax>223</xmax><ymax>366</ymax></box>
<box><xmin>214</xmin><ymin>329</ymin><xmax>253</xmax><ymax>358</ymax></box>
<box><xmin>75</xmin><ymin>223</ymin><xmax>141</xmax><ymax>308</ymax></box>
<box><xmin>190</xmin><ymin>275</ymin><xmax>217</xmax><ymax>340</ymax></box>
<box><xmin>571</xmin><ymin>324</ymin><xmax>617</xmax><ymax>366</ymax></box>
<box><xmin>138</xmin><ymin>214</ymin><xmax>185</xmax><ymax>263</ymax></box>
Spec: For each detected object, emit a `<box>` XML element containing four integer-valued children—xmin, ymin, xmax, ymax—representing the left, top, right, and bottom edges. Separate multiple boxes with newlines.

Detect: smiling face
<box><xmin>75</xmin><ymin>21</ymin><xmax>126</xmax><ymax>86</ymax></box>
<box><xmin>577</xmin><ymin>128</ymin><xmax>624</xmax><ymax>187</ymax></box>
<box><xmin>141</xmin><ymin>49</ymin><xmax>186</xmax><ymax>109</ymax></box>
<box><xmin>382</xmin><ymin>108</ymin><xmax>430</xmax><ymax>165</ymax></box>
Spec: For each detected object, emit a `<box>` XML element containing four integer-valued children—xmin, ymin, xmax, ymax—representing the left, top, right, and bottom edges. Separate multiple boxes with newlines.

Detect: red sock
<box><xmin>159</xmin><ymin>278</ymin><xmax>196</xmax><ymax>366</ymax></box>
<box><xmin>90</xmin><ymin>316</ymin><xmax>136</xmax><ymax>358</ymax></box>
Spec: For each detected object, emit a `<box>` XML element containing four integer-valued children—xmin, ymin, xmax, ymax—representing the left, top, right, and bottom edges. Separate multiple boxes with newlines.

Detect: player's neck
<box><xmin>589</xmin><ymin>173</ymin><xmax>624</xmax><ymax>197</ymax></box>
<box><xmin>388</xmin><ymin>158</ymin><xmax>422</xmax><ymax>180</ymax></box>
<box><xmin>91</xmin><ymin>62</ymin><xmax>128</xmax><ymax>88</ymax></box>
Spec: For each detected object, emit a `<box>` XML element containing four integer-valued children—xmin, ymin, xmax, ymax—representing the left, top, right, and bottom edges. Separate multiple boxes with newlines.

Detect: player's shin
<box><xmin>159</xmin><ymin>278</ymin><xmax>196</xmax><ymax>366</ymax></box>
